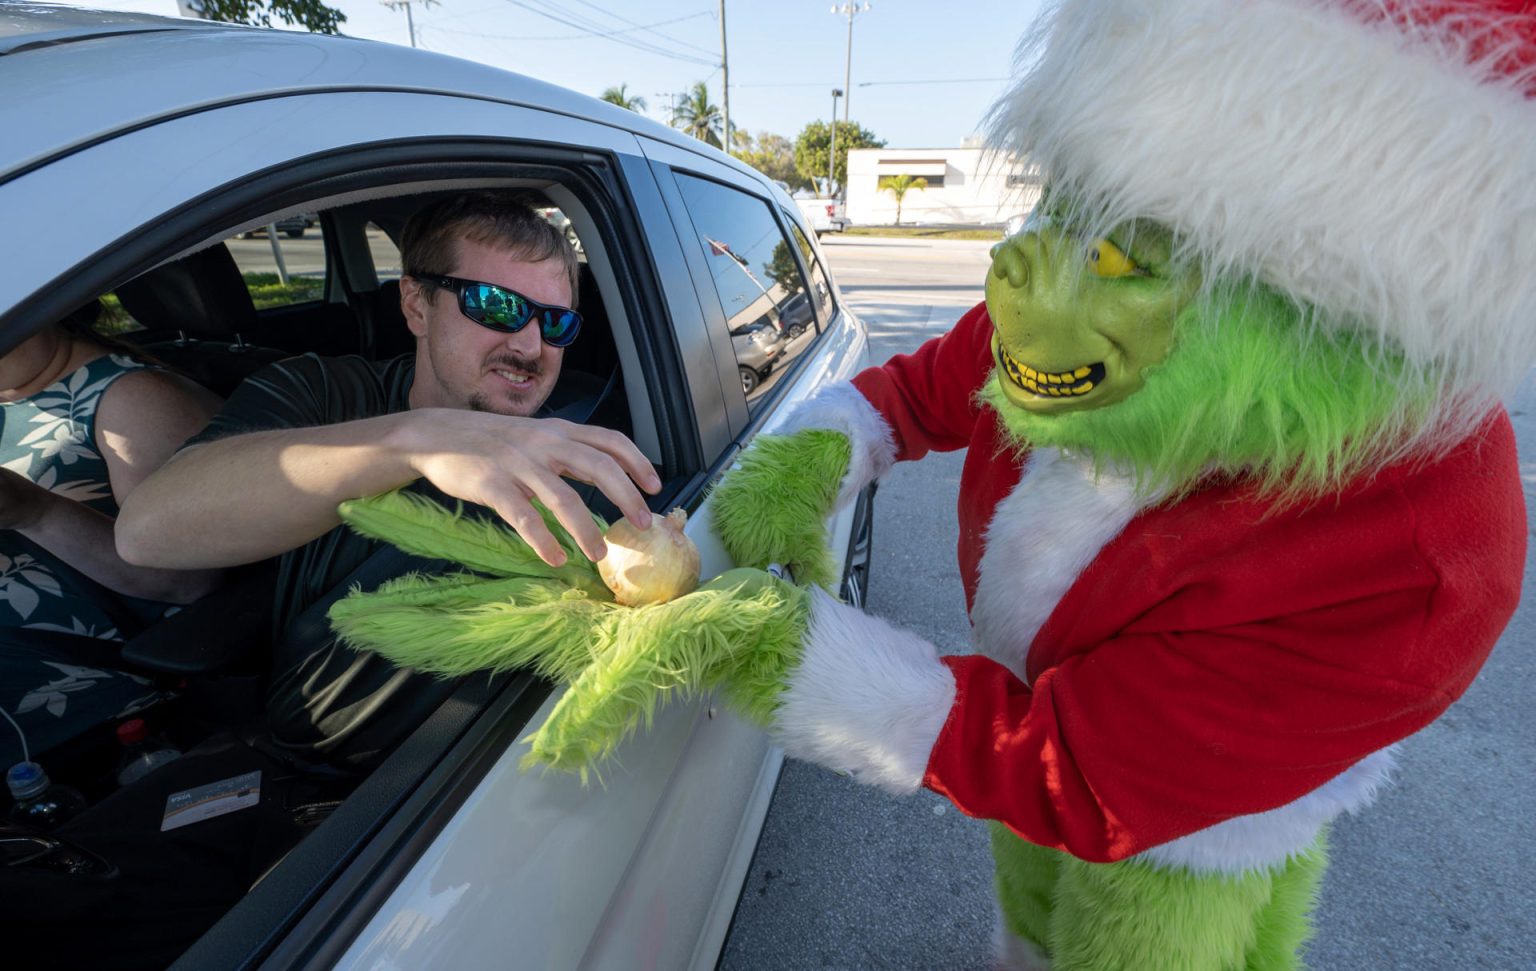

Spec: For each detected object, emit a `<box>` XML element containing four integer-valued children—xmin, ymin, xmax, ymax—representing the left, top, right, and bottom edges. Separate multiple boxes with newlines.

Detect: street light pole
<box><xmin>382</xmin><ymin>0</ymin><xmax>437</xmax><ymax>48</ymax></box>
<box><xmin>831</xmin><ymin>3</ymin><xmax>871</xmax><ymax>127</ymax></box>
<box><xmin>828</xmin><ymin>88</ymin><xmax>842</xmax><ymax>198</ymax></box>
<box><xmin>719</xmin><ymin>0</ymin><xmax>731</xmax><ymax>153</ymax></box>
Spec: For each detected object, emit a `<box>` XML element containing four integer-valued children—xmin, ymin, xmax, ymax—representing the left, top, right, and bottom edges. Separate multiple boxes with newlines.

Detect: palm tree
<box><xmin>668</xmin><ymin>81</ymin><xmax>723</xmax><ymax>148</ymax></box>
<box><xmin>599</xmin><ymin>83</ymin><xmax>647</xmax><ymax>113</ymax></box>
<box><xmin>879</xmin><ymin>174</ymin><xmax>929</xmax><ymax>226</ymax></box>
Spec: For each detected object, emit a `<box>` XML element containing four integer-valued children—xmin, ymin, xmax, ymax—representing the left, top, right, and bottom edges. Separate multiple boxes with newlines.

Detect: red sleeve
<box><xmin>923</xmin><ymin>418</ymin><xmax>1525</xmax><ymax>863</ymax></box>
<box><xmin>851</xmin><ymin>301</ymin><xmax>996</xmax><ymax>462</ymax></box>
<box><xmin>927</xmin><ymin>622</ymin><xmax>1453</xmax><ymax>864</ymax></box>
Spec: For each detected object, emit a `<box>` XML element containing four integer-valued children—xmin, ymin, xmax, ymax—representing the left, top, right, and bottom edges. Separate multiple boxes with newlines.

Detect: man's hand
<box><xmin>403</xmin><ymin>410</ymin><xmax>661</xmax><ymax>567</ymax></box>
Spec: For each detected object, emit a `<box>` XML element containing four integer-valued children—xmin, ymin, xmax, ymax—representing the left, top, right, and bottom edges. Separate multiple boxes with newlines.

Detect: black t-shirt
<box><xmin>187</xmin><ymin>352</ymin><xmax>418</xmax><ymax>634</ymax></box>
<box><xmin>185</xmin><ymin>353</ymin><xmax>458</xmax><ymax>766</ymax></box>
<box><xmin>186</xmin><ymin>352</ymin><xmax>616</xmax><ymax>765</ymax></box>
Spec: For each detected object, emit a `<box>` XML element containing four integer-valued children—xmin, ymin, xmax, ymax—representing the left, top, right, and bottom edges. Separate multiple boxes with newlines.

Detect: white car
<box><xmin>0</xmin><ymin>5</ymin><xmax>873</xmax><ymax>969</ymax></box>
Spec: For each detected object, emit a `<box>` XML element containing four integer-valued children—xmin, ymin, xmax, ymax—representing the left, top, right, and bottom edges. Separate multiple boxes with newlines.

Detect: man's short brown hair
<box><xmin>401</xmin><ymin>192</ymin><xmax>580</xmax><ymax>308</ymax></box>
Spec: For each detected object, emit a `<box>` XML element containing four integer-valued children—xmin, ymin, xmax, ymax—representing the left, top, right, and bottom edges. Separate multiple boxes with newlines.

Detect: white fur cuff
<box><xmin>1137</xmin><ymin>746</ymin><xmax>1398</xmax><ymax>875</ymax></box>
<box><xmin>773</xmin><ymin>588</ymin><xmax>956</xmax><ymax>792</ymax></box>
<box><xmin>777</xmin><ymin>382</ymin><xmax>898</xmax><ymax>512</ymax></box>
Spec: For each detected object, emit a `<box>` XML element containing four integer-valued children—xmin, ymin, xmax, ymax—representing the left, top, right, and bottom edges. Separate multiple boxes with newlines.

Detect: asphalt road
<box><xmin>719</xmin><ymin>236</ymin><xmax>1535</xmax><ymax>970</ymax></box>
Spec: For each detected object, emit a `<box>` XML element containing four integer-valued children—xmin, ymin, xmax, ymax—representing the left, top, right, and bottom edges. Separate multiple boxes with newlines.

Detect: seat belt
<box><xmin>264</xmin><ymin>543</ymin><xmax>463</xmax><ymax>769</ymax></box>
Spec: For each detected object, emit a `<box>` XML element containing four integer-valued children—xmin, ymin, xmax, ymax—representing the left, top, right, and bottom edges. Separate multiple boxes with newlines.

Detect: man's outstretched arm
<box><xmin>117</xmin><ymin>408</ymin><xmax>660</xmax><ymax>570</ymax></box>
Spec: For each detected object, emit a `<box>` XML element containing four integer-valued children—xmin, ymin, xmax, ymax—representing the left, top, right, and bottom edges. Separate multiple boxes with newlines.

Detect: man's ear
<box><xmin>400</xmin><ymin>275</ymin><xmax>430</xmax><ymax>339</ymax></box>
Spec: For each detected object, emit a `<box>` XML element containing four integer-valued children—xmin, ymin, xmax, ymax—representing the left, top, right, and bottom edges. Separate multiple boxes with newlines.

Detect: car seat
<box><xmin>114</xmin><ymin>244</ymin><xmax>289</xmax><ymax>396</ymax></box>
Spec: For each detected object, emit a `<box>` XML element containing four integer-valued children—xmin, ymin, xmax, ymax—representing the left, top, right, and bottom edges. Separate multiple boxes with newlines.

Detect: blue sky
<box><xmin>64</xmin><ymin>0</ymin><xmax>1046</xmax><ymax>148</ymax></box>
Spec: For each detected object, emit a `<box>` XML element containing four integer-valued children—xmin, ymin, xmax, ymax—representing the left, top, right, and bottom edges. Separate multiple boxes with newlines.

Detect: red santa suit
<box><xmin>769</xmin><ymin>300</ymin><xmax>1524</xmax><ymax>873</ymax></box>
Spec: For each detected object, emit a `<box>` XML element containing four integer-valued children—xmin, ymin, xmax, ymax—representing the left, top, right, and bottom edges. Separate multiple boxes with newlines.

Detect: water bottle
<box><xmin>6</xmin><ymin>761</ymin><xmax>87</xmax><ymax>830</ymax></box>
<box><xmin>114</xmin><ymin>719</ymin><xmax>181</xmax><ymax>787</ymax></box>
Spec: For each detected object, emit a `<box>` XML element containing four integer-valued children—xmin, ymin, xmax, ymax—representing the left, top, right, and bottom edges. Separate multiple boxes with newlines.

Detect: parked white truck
<box><xmin>794</xmin><ymin>196</ymin><xmax>849</xmax><ymax>237</ymax></box>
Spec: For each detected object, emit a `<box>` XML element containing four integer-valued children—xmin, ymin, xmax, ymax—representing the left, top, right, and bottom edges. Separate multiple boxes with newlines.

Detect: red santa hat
<box><xmin>989</xmin><ymin>0</ymin><xmax>1536</xmax><ymax>423</ymax></box>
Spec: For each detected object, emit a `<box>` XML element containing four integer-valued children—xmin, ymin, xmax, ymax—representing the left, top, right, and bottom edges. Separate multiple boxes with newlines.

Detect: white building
<box><xmin>844</xmin><ymin>144</ymin><xmax>1041</xmax><ymax>227</ymax></box>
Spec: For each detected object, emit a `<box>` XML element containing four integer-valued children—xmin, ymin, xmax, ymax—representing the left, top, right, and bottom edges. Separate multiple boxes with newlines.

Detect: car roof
<box><xmin>0</xmin><ymin>3</ymin><xmax>764</xmax><ymax>187</ymax></box>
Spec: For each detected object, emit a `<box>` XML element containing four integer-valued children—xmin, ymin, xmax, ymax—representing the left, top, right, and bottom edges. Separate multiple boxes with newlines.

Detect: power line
<box><xmin>424</xmin><ymin>10</ymin><xmax>713</xmax><ymax>43</ymax></box>
<box><xmin>511</xmin><ymin>0</ymin><xmax>718</xmax><ymax>65</ymax></box>
<box><xmin>501</xmin><ymin>0</ymin><xmax>719</xmax><ymax>66</ymax></box>
<box><xmin>858</xmin><ymin>77</ymin><xmax>1009</xmax><ymax>86</ymax></box>
<box><xmin>565</xmin><ymin>0</ymin><xmax>720</xmax><ymax>57</ymax></box>
<box><xmin>729</xmin><ymin>77</ymin><xmax>1006</xmax><ymax>90</ymax></box>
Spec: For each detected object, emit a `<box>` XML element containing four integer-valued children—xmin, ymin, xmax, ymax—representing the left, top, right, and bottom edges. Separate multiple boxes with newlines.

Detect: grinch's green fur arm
<box><xmin>709</xmin><ymin>430</ymin><xmax>852</xmax><ymax>589</ymax></box>
<box><xmin>329</xmin><ymin>489</ymin><xmax>813</xmax><ymax>782</ymax></box>
<box><xmin>339</xmin><ymin>489</ymin><xmax>609</xmax><ymax>597</ymax></box>
<box><xmin>525</xmin><ymin>569</ymin><xmax>809</xmax><ymax>778</ymax></box>
<box><xmin>329</xmin><ymin>575</ymin><xmax>618</xmax><ymax>682</ymax></box>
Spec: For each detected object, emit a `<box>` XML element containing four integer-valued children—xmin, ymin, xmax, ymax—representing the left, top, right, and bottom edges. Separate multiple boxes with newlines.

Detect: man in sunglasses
<box><xmin>117</xmin><ymin>191</ymin><xmax>660</xmax><ymax>765</ymax></box>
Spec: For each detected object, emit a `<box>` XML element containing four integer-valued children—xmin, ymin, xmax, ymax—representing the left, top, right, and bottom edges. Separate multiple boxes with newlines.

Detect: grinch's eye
<box><xmin>1087</xmin><ymin>239</ymin><xmax>1141</xmax><ymax>278</ymax></box>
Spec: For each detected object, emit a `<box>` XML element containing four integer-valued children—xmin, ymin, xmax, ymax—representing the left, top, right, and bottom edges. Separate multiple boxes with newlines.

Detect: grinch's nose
<box><xmin>990</xmin><ymin>239</ymin><xmax>1030</xmax><ymax>289</ymax></box>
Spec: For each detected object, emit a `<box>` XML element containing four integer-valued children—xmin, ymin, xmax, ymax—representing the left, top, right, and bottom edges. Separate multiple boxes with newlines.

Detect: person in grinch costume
<box><xmin>330</xmin><ymin>0</ymin><xmax>1536</xmax><ymax>966</ymax></box>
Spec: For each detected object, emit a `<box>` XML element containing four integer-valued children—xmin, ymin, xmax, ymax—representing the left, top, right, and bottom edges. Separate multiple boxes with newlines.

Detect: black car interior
<box><xmin>0</xmin><ymin>188</ymin><xmax>637</xmax><ymax>970</ymax></box>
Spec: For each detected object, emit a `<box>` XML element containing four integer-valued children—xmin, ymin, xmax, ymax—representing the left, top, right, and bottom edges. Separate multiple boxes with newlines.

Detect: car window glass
<box><xmin>226</xmin><ymin>214</ymin><xmax>326</xmax><ymax>309</ymax></box>
<box><xmin>786</xmin><ymin>221</ymin><xmax>835</xmax><ymax>326</ymax></box>
<box><xmin>367</xmin><ymin>221</ymin><xmax>402</xmax><ymax>281</ymax></box>
<box><xmin>537</xmin><ymin>207</ymin><xmax>586</xmax><ymax>264</ymax></box>
<box><xmin>673</xmin><ymin>173</ymin><xmax>817</xmax><ymax>408</ymax></box>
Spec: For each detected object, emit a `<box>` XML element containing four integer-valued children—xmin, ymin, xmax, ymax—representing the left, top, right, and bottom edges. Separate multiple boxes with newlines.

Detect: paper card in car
<box><xmin>161</xmin><ymin>771</ymin><xmax>262</xmax><ymax>832</ymax></box>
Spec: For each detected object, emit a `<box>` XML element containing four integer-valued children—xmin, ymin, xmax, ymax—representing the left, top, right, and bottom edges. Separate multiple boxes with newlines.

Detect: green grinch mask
<box><xmin>982</xmin><ymin>211</ymin><xmax>1433</xmax><ymax>503</ymax></box>
<box><xmin>986</xmin><ymin>218</ymin><xmax>1198</xmax><ymax>413</ymax></box>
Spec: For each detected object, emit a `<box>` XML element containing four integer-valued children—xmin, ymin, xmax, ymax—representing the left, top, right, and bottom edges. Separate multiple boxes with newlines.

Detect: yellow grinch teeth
<box><xmin>999</xmin><ymin>344</ymin><xmax>1102</xmax><ymax>398</ymax></box>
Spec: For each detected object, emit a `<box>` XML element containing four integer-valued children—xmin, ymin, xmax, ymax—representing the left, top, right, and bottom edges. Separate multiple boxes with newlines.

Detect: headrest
<box><xmin>115</xmin><ymin>245</ymin><xmax>257</xmax><ymax>339</ymax></box>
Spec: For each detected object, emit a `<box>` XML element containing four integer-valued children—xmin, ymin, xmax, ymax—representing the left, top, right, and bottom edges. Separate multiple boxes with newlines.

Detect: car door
<box><xmin>0</xmin><ymin>79</ymin><xmax>789</xmax><ymax>969</ymax></box>
<box><xmin>323</xmin><ymin>151</ymin><xmax>872</xmax><ymax>971</ymax></box>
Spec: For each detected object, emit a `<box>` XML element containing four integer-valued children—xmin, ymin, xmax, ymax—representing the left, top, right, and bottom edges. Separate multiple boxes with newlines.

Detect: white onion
<box><xmin>597</xmin><ymin>508</ymin><xmax>701</xmax><ymax>606</ymax></box>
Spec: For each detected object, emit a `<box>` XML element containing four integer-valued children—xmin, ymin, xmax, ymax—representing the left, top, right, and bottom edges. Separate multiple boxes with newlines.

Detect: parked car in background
<box><xmin>777</xmin><ymin>291</ymin><xmax>815</xmax><ymax>339</ymax></box>
<box><xmin>239</xmin><ymin>211</ymin><xmax>313</xmax><ymax>238</ymax></box>
<box><xmin>0</xmin><ymin>5</ymin><xmax>873</xmax><ymax>970</ymax></box>
<box><xmin>794</xmin><ymin>195</ymin><xmax>850</xmax><ymax>237</ymax></box>
<box><xmin>731</xmin><ymin>313</ymin><xmax>789</xmax><ymax>393</ymax></box>
<box><xmin>538</xmin><ymin>205</ymin><xmax>584</xmax><ymax>255</ymax></box>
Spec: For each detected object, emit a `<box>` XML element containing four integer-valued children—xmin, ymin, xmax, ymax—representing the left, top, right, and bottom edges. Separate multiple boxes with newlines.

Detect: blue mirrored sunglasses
<box><xmin>415</xmin><ymin>273</ymin><xmax>582</xmax><ymax>347</ymax></box>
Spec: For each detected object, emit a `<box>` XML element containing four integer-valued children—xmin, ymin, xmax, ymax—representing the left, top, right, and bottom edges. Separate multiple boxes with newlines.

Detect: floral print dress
<box><xmin>1</xmin><ymin>354</ymin><xmax>169</xmax><ymax>766</ymax></box>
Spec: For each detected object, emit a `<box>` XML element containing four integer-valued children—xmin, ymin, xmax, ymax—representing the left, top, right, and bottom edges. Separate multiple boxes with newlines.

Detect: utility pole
<box><xmin>829</xmin><ymin>88</ymin><xmax>842</xmax><ymax>197</ymax></box>
<box><xmin>831</xmin><ymin>3</ymin><xmax>872</xmax><ymax>127</ymax></box>
<box><xmin>382</xmin><ymin>0</ymin><xmax>437</xmax><ymax>48</ymax></box>
<box><xmin>719</xmin><ymin>0</ymin><xmax>731</xmax><ymax>153</ymax></box>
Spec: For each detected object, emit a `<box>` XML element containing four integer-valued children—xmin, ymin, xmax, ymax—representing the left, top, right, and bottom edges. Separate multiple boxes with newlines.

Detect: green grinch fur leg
<box><xmin>709</xmin><ymin>429</ymin><xmax>851</xmax><ymax>589</ymax></box>
<box><xmin>1245</xmin><ymin>835</ymin><xmax>1328</xmax><ymax>971</ymax></box>
<box><xmin>990</xmin><ymin>826</ymin><xmax>1328</xmax><ymax>971</ymax></box>
<box><xmin>991</xmin><ymin>822</ymin><xmax>1061</xmax><ymax>962</ymax></box>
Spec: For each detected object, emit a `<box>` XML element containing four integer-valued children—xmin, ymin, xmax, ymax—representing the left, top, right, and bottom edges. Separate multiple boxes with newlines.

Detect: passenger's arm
<box><xmin>116</xmin><ymin>408</ymin><xmax>661</xmax><ymax>570</ymax></box>
<box><xmin>0</xmin><ymin>369</ymin><xmax>224</xmax><ymax>604</ymax></box>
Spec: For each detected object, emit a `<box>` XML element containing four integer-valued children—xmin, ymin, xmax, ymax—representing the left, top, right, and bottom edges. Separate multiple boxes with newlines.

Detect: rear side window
<box><xmin>674</xmin><ymin>174</ymin><xmax>817</xmax><ymax>409</ymax></box>
<box><xmin>786</xmin><ymin>221</ymin><xmax>834</xmax><ymax>327</ymax></box>
<box><xmin>367</xmin><ymin>221</ymin><xmax>403</xmax><ymax>282</ymax></box>
<box><xmin>226</xmin><ymin>215</ymin><xmax>326</xmax><ymax>309</ymax></box>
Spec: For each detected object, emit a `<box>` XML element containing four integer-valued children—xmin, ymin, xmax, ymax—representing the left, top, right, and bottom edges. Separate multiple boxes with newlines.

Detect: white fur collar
<box><xmin>969</xmin><ymin>448</ymin><xmax>1153</xmax><ymax>678</ymax></box>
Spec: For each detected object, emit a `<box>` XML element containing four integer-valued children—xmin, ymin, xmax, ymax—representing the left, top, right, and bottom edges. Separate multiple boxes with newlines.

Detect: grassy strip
<box><xmin>94</xmin><ymin>273</ymin><xmax>323</xmax><ymax>333</ymax></box>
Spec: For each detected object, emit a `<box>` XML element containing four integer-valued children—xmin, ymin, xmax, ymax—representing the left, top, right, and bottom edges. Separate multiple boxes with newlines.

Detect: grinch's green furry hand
<box><xmin>709</xmin><ymin>429</ymin><xmax>852</xmax><ymax>590</ymax></box>
<box><xmin>524</xmin><ymin>568</ymin><xmax>808</xmax><ymax>777</ymax></box>
<box><xmin>328</xmin><ymin>491</ymin><xmax>810</xmax><ymax>783</ymax></box>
